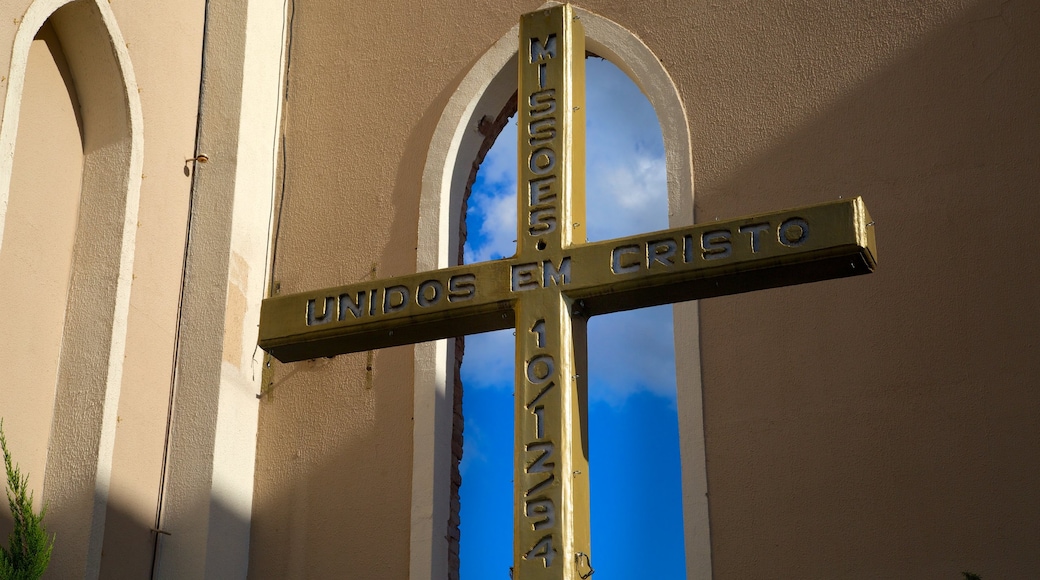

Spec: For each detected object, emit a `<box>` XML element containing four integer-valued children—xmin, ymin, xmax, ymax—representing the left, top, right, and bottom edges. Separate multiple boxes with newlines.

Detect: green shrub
<box><xmin>0</xmin><ymin>422</ymin><xmax>53</xmax><ymax>580</ymax></box>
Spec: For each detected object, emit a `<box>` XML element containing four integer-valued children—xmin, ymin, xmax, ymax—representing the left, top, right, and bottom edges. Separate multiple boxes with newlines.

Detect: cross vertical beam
<box><xmin>514</xmin><ymin>6</ymin><xmax>591</xmax><ymax>578</ymax></box>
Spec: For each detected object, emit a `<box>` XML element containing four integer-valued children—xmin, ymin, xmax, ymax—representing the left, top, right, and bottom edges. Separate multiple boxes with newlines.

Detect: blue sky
<box><xmin>459</xmin><ymin>58</ymin><xmax>686</xmax><ymax>579</ymax></box>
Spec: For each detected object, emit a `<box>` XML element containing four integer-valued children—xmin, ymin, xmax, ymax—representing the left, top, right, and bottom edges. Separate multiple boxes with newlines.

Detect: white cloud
<box><xmin>587</xmin><ymin>153</ymin><xmax>668</xmax><ymax>241</ymax></box>
<box><xmin>586</xmin><ymin>306</ymin><xmax>677</xmax><ymax>406</ymax></box>
<box><xmin>457</xmin><ymin>418</ymin><xmax>488</xmax><ymax>478</ymax></box>
<box><xmin>464</xmin><ymin>116</ymin><xmax>518</xmax><ymax>263</ymax></box>
<box><xmin>461</xmin><ymin>307</ymin><xmax>677</xmax><ymax>406</ymax></box>
<box><xmin>463</xmin><ymin>188</ymin><xmax>516</xmax><ymax>263</ymax></box>
<box><xmin>459</xmin><ymin>328</ymin><xmax>515</xmax><ymax>390</ymax></box>
<box><xmin>477</xmin><ymin>120</ymin><xmax>518</xmax><ymax>185</ymax></box>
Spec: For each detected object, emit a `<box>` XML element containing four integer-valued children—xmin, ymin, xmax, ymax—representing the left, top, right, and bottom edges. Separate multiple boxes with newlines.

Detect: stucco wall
<box><xmin>99</xmin><ymin>2</ymin><xmax>204</xmax><ymax>576</ymax></box>
<box><xmin>249</xmin><ymin>2</ymin><xmax>704</xmax><ymax>576</ymax></box>
<box><xmin>258</xmin><ymin>0</ymin><xmax>1039</xmax><ymax>578</ymax></box>
<box><xmin>691</xmin><ymin>0</ymin><xmax>1040</xmax><ymax>577</ymax></box>
<box><xmin>2</xmin><ymin>0</ymin><xmax>1031</xmax><ymax>577</ymax></box>
<box><xmin>0</xmin><ymin>0</ymin><xmax>204</xmax><ymax>576</ymax></box>
<box><xmin>0</xmin><ymin>20</ymin><xmax>82</xmax><ymax>510</ymax></box>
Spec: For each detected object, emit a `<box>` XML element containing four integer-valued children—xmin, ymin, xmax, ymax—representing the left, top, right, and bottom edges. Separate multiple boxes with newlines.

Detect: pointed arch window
<box><xmin>412</xmin><ymin>8</ymin><xmax>709</xmax><ymax>579</ymax></box>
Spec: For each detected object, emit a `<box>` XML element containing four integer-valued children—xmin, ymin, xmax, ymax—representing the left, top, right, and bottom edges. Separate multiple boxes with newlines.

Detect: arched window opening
<box><xmin>458</xmin><ymin>56</ymin><xmax>686</xmax><ymax>579</ymax></box>
<box><xmin>413</xmin><ymin>9</ymin><xmax>705</xmax><ymax>578</ymax></box>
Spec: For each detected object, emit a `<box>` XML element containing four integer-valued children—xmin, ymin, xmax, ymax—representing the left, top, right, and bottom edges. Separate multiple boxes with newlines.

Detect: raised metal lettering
<box><xmin>529</xmin><ymin>176</ymin><xmax>557</xmax><ymax>206</ymax></box>
<box><xmin>383</xmin><ymin>285</ymin><xmax>409</xmax><ymax>314</ymax></box>
<box><xmin>526</xmin><ymin>354</ymin><xmax>555</xmax><ymax>385</ymax></box>
<box><xmin>526</xmin><ymin>474</ymin><xmax>554</xmax><ymax>498</ymax></box>
<box><xmin>702</xmin><ymin>230</ymin><xmax>733</xmax><ymax>260</ymax></box>
<box><xmin>779</xmin><ymin>218</ymin><xmax>809</xmax><ymax>247</ymax></box>
<box><xmin>447</xmin><ymin>273</ymin><xmax>476</xmax><ymax>302</ymax></box>
<box><xmin>526</xmin><ymin>498</ymin><xmax>556</xmax><ymax>531</ymax></box>
<box><xmin>533</xmin><ymin>405</ymin><xmax>545</xmax><ymax>439</ymax></box>
<box><xmin>525</xmin><ymin>535</ymin><xmax>556</xmax><ymax>568</ymax></box>
<box><xmin>526</xmin><ymin>441</ymin><xmax>555</xmax><ymax>473</ymax></box>
<box><xmin>512</xmin><ymin>263</ymin><xmax>540</xmax><ymax>292</ymax></box>
<box><xmin>611</xmin><ymin>244</ymin><xmax>641</xmax><ymax>274</ymax></box>
<box><xmin>338</xmin><ymin>292</ymin><xmax>366</xmax><ymax>320</ymax></box>
<box><xmin>542</xmin><ymin>257</ymin><xmax>571</xmax><ymax>287</ymax></box>
<box><xmin>529</xmin><ymin>118</ymin><xmax>557</xmax><ymax>146</ymax></box>
<box><xmin>527</xmin><ymin>382</ymin><xmax>555</xmax><ymax>411</ymax></box>
<box><xmin>529</xmin><ymin>208</ymin><xmax>557</xmax><ymax>235</ymax></box>
<box><xmin>416</xmin><ymin>279</ymin><xmax>442</xmax><ymax>307</ymax></box>
<box><xmin>531</xmin><ymin>319</ymin><xmax>546</xmax><ymax>348</ymax></box>
<box><xmin>529</xmin><ymin>89</ymin><xmax>556</xmax><ymax>117</ymax></box>
<box><xmin>529</xmin><ymin>148</ymin><xmax>556</xmax><ymax>175</ymax></box>
<box><xmin>739</xmin><ymin>223</ymin><xmax>770</xmax><ymax>253</ymax></box>
<box><xmin>648</xmin><ymin>238</ymin><xmax>678</xmax><ymax>268</ymax></box>
<box><xmin>529</xmin><ymin>34</ymin><xmax>557</xmax><ymax>63</ymax></box>
<box><xmin>306</xmin><ymin>297</ymin><xmax>335</xmax><ymax>326</ymax></box>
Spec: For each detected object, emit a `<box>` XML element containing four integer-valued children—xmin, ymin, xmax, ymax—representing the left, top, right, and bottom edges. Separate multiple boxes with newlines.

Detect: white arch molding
<box><xmin>0</xmin><ymin>0</ymin><xmax>143</xmax><ymax>577</ymax></box>
<box><xmin>411</xmin><ymin>5</ymin><xmax>710</xmax><ymax>579</ymax></box>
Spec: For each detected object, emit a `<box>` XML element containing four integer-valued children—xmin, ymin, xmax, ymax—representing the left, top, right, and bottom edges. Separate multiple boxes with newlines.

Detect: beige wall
<box><xmin>250</xmin><ymin>0</ymin><xmax>701</xmax><ymax>576</ymax></box>
<box><xmin>97</xmin><ymin>0</ymin><xmax>205</xmax><ymax>575</ymax></box>
<box><xmin>0</xmin><ymin>21</ymin><xmax>82</xmax><ymax>512</ymax></box>
<box><xmin>257</xmin><ymin>0</ymin><xmax>1039</xmax><ymax>579</ymax></box>
<box><xmin>0</xmin><ymin>0</ymin><xmax>1035</xmax><ymax>578</ymax></box>
<box><xmin>0</xmin><ymin>0</ymin><xmax>205</xmax><ymax>576</ymax></box>
<box><xmin>2</xmin><ymin>0</ymin><xmax>284</xmax><ymax>576</ymax></box>
<box><xmin>251</xmin><ymin>2</ymin><xmax>539</xmax><ymax>576</ymax></box>
<box><xmin>692</xmin><ymin>0</ymin><xmax>1040</xmax><ymax>577</ymax></box>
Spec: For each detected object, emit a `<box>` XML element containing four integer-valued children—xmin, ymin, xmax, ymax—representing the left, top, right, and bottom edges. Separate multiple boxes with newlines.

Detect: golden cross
<box><xmin>258</xmin><ymin>5</ymin><xmax>876</xmax><ymax>578</ymax></box>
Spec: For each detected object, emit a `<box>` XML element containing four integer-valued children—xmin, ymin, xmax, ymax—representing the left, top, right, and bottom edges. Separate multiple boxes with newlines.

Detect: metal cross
<box><xmin>258</xmin><ymin>5</ymin><xmax>876</xmax><ymax>578</ymax></box>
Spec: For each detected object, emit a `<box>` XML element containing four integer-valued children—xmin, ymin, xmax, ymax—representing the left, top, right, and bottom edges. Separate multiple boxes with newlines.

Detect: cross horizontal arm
<box><xmin>258</xmin><ymin>197</ymin><xmax>875</xmax><ymax>363</ymax></box>
<box><xmin>561</xmin><ymin>196</ymin><xmax>876</xmax><ymax>316</ymax></box>
<box><xmin>259</xmin><ymin>259</ymin><xmax>516</xmax><ymax>362</ymax></box>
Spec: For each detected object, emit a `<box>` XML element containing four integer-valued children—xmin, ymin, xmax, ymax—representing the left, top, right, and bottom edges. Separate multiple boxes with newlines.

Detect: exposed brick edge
<box><xmin>448</xmin><ymin>91</ymin><xmax>519</xmax><ymax>580</ymax></box>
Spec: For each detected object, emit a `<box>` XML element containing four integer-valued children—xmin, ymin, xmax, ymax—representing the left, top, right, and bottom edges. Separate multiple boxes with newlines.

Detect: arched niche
<box><xmin>0</xmin><ymin>17</ymin><xmax>83</xmax><ymax>527</ymax></box>
<box><xmin>411</xmin><ymin>5</ymin><xmax>709</xmax><ymax>578</ymax></box>
<box><xmin>0</xmin><ymin>0</ymin><xmax>143</xmax><ymax>576</ymax></box>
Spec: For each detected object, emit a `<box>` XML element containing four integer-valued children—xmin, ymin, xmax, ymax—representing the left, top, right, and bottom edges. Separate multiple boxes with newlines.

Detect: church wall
<box><xmin>0</xmin><ymin>19</ymin><xmax>83</xmax><ymax>516</ymax></box>
<box><xmin>252</xmin><ymin>1</ymin><xmax>708</xmax><ymax>577</ymax></box>
<box><xmin>260</xmin><ymin>0</ymin><xmax>1038</xmax><ymax>579</ymax></box>
<box><xmin>0</xmin><ymin>0</ymin><xmax>205</xmax><ymax>576</ymax></box>
<box><xmin>98</xmin><ymin>2</ymin><xmax>205</xmax><ymax>576</ymax></box>
<box><xmin>148</xmin><ymin>0</ymin><xmax>283</xmax><ymax>577</ymax></box>
<box><xmin>250</xmin><ymin>2</ymin><xmax>538</xmax><ymax>576</ymax></box>
<box><xmin>690</xmin><ymin>0</ymin><xmax>1040</xmax><ymax>577</ymax></box>
<box><xmin>0</xmin><ymin>0</ymin><xmax>1025</xmax><ymax>577</ymax></box>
